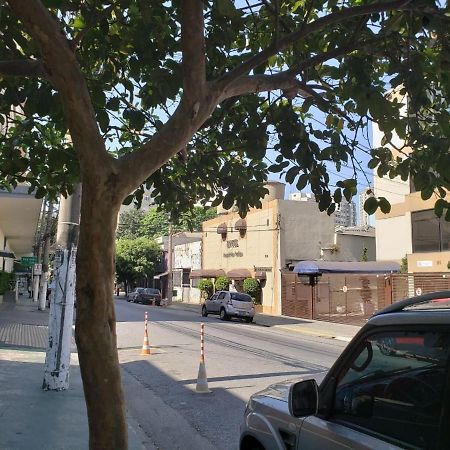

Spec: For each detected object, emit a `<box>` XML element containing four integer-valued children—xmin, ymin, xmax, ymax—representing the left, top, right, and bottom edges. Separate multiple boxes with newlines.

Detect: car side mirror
<box><xmin>289</xmin><ymin>379</ymin><xmax>319</xmax><ymax>417</ymax></box>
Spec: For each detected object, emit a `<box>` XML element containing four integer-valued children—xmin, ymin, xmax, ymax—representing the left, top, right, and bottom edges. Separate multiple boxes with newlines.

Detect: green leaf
<box><xmin>435</xmin><ymin>199</ymin><xmax>447</xmax><ymax>218</ymax></box>
<box><xmin>285</xmin><ymin>166</ymin><xmax>299</xmax><ymax>184</ymax></box>
<box><xmin>378</xmin><ymin>197</ymin><xmax>391</xmax><ymax>214</ymax></box>
<box><xmin>296</xmin><ymin>174</ymin><xmax>308</xmax><ymax>191</ymax></box>
<box><xmin>364</xmin><ymin>196</ymin><xmax>378</xmax><ymax>215</ymax></box>
<box><xmin>217</xmin><ymin>0</ymin><xmax>242</xmax><ymax>18</ymax></box>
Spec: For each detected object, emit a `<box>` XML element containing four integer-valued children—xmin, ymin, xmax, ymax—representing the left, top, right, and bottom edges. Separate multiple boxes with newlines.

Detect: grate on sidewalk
<box><xmin>0</xmin><ymin>323</ymin><xmax>48</xmax><ymax>349</ymax></box>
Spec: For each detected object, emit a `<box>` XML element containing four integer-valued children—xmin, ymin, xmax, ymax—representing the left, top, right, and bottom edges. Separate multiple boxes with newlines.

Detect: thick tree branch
<box><xmin>218</xmin><ymin>0</ymin><xmax>413</xmax><ymax>87</ymax></box>
<box><xmin>181</xmin><ymin>0</ymin><xmax>206</xmax><ymax>99</ymax></box>
<box><xmin>0</xmin><ymin>59</ymin><xmax>48</xmax><ymax>78</ymax></box>
<box><xmin>221</xmin><ymin>37</ymin><xmax>380</xmax><ymax>99</ymax></box>
<box><xmin>6</xmin><ymin>0</ymin><xmax>113</xmax><ymax>181</ymax></box>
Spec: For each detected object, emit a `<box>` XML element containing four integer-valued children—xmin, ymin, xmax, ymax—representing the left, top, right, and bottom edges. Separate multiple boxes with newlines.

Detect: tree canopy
<box><xmin>115</xmin><ymin>237</ymin><xmax>161</xmax><ymax>289</ymax></box>
<box><xmin>1</xmin><ymin>0</ymin><xmax>449</xmax><ymax>219</ymax></box>
<box><xmin>2</xmin><ymin>1</ymin><xmax>450</xmax><ymax>447</ymax></box>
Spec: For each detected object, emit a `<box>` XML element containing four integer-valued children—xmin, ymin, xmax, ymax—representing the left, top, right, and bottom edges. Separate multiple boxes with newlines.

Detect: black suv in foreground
<box><xmin>240</xmin><ymin>291</ymin><xmax>450</xmax><ymax>450</ymax></box>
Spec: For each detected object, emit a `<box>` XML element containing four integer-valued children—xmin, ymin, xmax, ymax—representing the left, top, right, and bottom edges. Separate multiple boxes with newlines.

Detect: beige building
<box><xmin>373</xmin><ymin>122</ymin><xmax>450</xmax><ymax>272</ymax></box>
<box><xmin>200</xmin><ymin>182</ymin><xmax>335</xmax><ymax>315</ymax></box>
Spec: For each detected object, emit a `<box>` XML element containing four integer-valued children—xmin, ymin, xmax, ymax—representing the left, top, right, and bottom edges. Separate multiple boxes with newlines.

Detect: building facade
<box><xmin>359</xmin><ymin>188</ymin><xmax>373</xmax><ymax>227</ymax></box>
<box><xmin>373</xmin><ymin>122</ymin><xmax>450</xmax><ymax>272</ymax></box>
<box><xmin>201</xmin><ymin>184</ymin><xmax>335</xmax><ymax>315</ymax></box>
<box><xmin>335</xmin><ymin>199</ymin><xmax>357</xmax><ymax>227</ymax></box>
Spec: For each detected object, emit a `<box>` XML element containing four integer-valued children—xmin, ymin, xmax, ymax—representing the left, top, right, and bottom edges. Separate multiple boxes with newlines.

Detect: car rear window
<box><xmin>146</xmin><ymin>288</ymin><xmax>160</xmax><ymax>294</ymax></box>
<box><xmin>230</xmin><ymin>293</ymin><xmax>252</xmax><ymax>302</ymax></box>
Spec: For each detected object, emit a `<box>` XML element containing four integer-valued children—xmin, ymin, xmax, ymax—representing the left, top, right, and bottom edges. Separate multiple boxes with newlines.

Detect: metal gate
<box><xmin>281</xmin><ymin>272</ymin><xmax>449</xmax><ymax>326</ymax></box>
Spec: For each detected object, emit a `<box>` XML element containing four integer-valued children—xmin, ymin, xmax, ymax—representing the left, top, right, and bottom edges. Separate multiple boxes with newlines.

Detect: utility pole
<box><xmin>38</xmin><ymin>201</ymin><xmax>54</xmax><ymax>311</ymax></box>
<box><xmin>32</xmin><ymin>205</ymin><xmax>45</xmax><ymax>302</ymax></box>
<box><xmin>167</xmin><ymin>223</ymin><xmax>173</xmax><ymax>305</ymax></box>
<box><xmin>43</xmin><ymin>183</ymin><xmax>81</xmax><ymax>390</ymax></box>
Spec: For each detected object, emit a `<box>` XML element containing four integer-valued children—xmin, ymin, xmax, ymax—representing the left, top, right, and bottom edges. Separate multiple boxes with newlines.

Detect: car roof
<box><xmin>367</xmin><ymin>290</ymin><xmax>450</xmax><ymax>327</ymax></box>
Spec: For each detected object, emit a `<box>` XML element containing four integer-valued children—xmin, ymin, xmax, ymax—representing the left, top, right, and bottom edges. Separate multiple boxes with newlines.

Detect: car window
<box><xmin>333</xmin><ymin>330</ymin><xmax>450</xmax><ymax>449</ymax></box>
<box><xmin>136</xmin><ymin>288</ymin><xmax>145</xmax><ymax>293</ymax></box>
<box><xmin>145</xmin><ymin>288</ymin><xmax>160</xmax><ymax>294</ymax></box>
<box><xmin>217</xmin><ymin>292</ymin><xmax>226</xmax><ymax>299</ymax></box>
<box><xmin>230</xmin><ymin>292</ymin><xmax>252</xmax><ymax>302</ymax></box>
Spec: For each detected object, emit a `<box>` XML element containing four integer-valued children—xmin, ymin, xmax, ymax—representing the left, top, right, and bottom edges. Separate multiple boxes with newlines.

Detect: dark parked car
<box><xmin>240</xmin><ymin>291</ymin><xmax>450</xmax><ymax>450</ymax></box>
<box><xmin>128</xmin><ymin>287</ymin><xmax>161</xmax><ymax>305</ymax></box>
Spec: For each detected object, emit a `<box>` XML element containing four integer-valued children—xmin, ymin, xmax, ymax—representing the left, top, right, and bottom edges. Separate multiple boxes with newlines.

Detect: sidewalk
<box><xmin>0</xmin><ymin>292</ymin><xmax>150</xmax><ymax>450</ymax></box>
<box><xmin>167</xmin><ymin>300</ymin><xmax>360</xmax><ymax>342</ymax></box>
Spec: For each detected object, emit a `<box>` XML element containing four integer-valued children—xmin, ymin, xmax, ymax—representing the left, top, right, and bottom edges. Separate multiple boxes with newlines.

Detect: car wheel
<box><xmin>201</xmin><ymin>305</ymin><xmax>208</xmax><ymax>317</ymax></box>
<box><xmin>245</xmin><ymin>317</ymin><xmax>253</xmax><ymax>323</ymax></box>
<box><xmin>220</xmin><ymin>308</ymin><xmax>229</xmax><ymax>321</ymax></box>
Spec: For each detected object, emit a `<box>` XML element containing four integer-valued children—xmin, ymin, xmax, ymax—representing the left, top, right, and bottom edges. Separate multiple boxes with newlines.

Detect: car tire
<box><xmin>201</xmin><ymin>305</ymin><xmax>208</xmax><ymax>317</ymax></box>
<box><xmin>220</xmin><ymin>308</ymin><xmax>229</xmax><ymax>321</ymax></box>
<box><xmin>244</xmin><ymin>317</ymin><xmax>253</xmax><ymax>323</ymax></box>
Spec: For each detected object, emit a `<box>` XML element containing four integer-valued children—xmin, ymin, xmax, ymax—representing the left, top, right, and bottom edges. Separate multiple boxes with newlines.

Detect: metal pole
<box><xmin>43</xmin><ymin>183</ymin><xmax>81</xmax><ymax>390</ymax></box>
<box><xmin>167</xmin><ymin>223</ymin><xmax>173</xmax><ymax>304</ymax></box>
<box><xmin>38</xmin><ymin>201</ymin><xmax>54</xmax><ymax>311</ymax></box>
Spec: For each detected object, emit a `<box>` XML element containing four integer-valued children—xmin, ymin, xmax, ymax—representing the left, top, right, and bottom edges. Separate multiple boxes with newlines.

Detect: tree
<box><xmin>140</xmin><ymin>206</ymin><xmax>217</xmax><ymax>238</ymax></box>
<box><xmin>116</xmin><ymin>209</ymin><xmax>145</xmax><ymax>240</ymax></box>
<box><xmin>198</xmin><ymin>279</ymin><xmax>214</xmax><ymax>299</ymax></box>
<box><xmin>1</xmin><ymin>1</ymin><xmax>449</xmax><ymax>448</ymax></box>
<box><xmin>115</xmin><ymin>237</ymin><xmax>161</xmax><ymax>292</ymax></box>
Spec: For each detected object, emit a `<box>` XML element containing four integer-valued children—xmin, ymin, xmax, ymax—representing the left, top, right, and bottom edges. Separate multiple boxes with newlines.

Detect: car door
<box><xmin>298</xmin><ymin>327</ymin><xmax>450</xmax><ymax>450</ymax></box>
<box><xmin>215</xmin><ymin>291</ymin><xmax>226</xmax><ymax>313</ymax></box>
<box><xmin>205</xmin><ymin>293</ymin><xmax>218</xmax><ymax>313</ymax></box>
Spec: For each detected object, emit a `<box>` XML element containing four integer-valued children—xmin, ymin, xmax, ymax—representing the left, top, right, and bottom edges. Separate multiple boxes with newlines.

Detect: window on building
<box><xmin>191</xmin><ymin>278</ymin><xmax>199</xmax><ymax>288</ymax></box>
<box><xmin>172</xmin><ymin>271</ymin><xmax>182</xmax><ymax>287</ymax></box>
<box><xmin>182</xmin><ymin>269</ymin><xmax>191</xmax><ymax>286</ymax></box>
<box><xmin>412</xmin><ymin>209</ymin><xmax>449</xmax><ymax>253</ymax></box>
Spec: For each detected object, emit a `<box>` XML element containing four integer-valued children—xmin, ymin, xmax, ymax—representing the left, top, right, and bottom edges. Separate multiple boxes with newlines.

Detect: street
<box><xmin>116</xmin><ymin>298</ymin><xmax>348</xmax><ymax>450</ymax></box>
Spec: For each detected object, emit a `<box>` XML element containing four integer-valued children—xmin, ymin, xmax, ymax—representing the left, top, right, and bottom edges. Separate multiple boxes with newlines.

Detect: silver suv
<box><xmin>201</xmin><ymin>290</ymin><xmax>255</xmax><ymax>323</ymax></box>
<box><xmin>240</xmin><ymin>291</ymin><xmax>450</xmax><ymax>450</ymax></box>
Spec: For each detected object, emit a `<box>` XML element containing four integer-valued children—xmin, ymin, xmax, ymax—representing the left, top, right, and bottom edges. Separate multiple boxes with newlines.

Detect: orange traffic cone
<box><xmin>140</xmin><ymin>311</ymin><xmax>151</xmax><ymax>356</ymax></box>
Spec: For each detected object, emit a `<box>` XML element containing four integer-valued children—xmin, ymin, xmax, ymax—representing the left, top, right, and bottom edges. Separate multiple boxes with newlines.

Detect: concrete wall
<box><xmin>407</xmin><ymin>252</ymin><xmax>450</xmax><ymax>273</ymax></box>
<box><xmin>0</xmin><ymin>227</ymin><xmax>14</xmax><ymax>273</ymax></box>
<box><xmin>174</xmin><ymin>241</ymin><xmax>201</xmax><ymax>270</ymax></box>
<box><xmin>325</xmin><ymin>233</ymin><xmax>376</xmax><ymax>262</ymax></box>
<box><xmin>376</xmin><ymin>213</ymin><xmax>412</xmax><ymax>262</ymax></box>
<box><xmin>203</xmin><ymin>201</ymin><xmax>278</xmax><ymax>313</ymax></box>
<box><xmin>279</xmin><ymin>200</ymin><xmax>335</xmax><ymax>263</ymax></box>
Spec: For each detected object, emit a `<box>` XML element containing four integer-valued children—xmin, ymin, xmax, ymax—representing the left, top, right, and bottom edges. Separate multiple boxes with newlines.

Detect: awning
<box><xmin>154</xmin><ymin>271</ymin><xmax>169</xmax><ymax>279</ymax></box>
<box><xmin>0</xmin><ymin>251</ymin><xmax>15</xmax><ymax>258</ymax></box>
<box><xmin>189</xmin><ymin>269</ymin><xmax>226</xmax><ymax>279</ymax></box>
<box><xmin>293</xmin><ymin>260</ymin><xmax>400</xmax><ymax>275</ymax></box>
<box><xmin>217</xmin><ymin>223</ymin><xmax>227</xmax><ymax>234</ymax></box>
<box><xmin>234</xmin><ymin>219</ymin><xmax>247</xmax><ymax>232</ymax></box>
<box><xmin>227</xmin><ymin>268</ymin><xmax>252</xmax><ymax>280</ymax></box>
<box><xmin>255</xmin><ymin>270</ymin><xmax>267</xmax><ymax>280</ymax></box>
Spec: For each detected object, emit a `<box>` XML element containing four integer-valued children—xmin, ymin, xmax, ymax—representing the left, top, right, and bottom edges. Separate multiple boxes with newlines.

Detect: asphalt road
<box><xmin>115</xmin><ymin>298</ymin><xmax>348</xmax><ymax>450</ymax></box>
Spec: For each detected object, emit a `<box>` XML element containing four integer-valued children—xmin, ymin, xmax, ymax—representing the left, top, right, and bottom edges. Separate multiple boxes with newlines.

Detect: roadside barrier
<box><xmin>140</xmin><ymin>311</ymin><xmax>151</xmax><ymax>356</ymax></box>
<box><xmin>195</xmin><ymin>322</ymin><xmax>210</xmax><ymax>393</ymax></box>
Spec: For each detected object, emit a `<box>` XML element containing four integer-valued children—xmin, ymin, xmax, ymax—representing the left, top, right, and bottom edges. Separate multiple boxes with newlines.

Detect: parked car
<box><xmin>240</xmin><ymin>291</ymin><xmax>450</xmax><ymax>450</ymax></box>
<box><xmin>127</xmin><ymin>288</ymin><xmax>145</xmax><ymax>303</ymax></box>
<box><xmin>201</xmin><ymin>290</ymin><xmax>254</xmax><ymax>322</ymax></box>
<box><xmin>141</xmin><ymin>288</ymin><xmax>162</xmax><ymax>306</ymax></box>
<box><xmin>128</xmin><ymin>287</ymin><xmax>162</xmax><ymax>305</ymax></box>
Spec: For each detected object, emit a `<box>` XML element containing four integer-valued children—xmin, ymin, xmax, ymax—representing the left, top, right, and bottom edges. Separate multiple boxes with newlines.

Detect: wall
<box><xmin>174</xmin><ymin>240</ymin><xmax>201</xmax><ymax>270</ymax></box>
<box><xmin>326</xmin><ymin>233</ymin><xmax>376</xmax><ymax>262</ymax></box>
<box><xmin>407</xmin><ymin>252</ymin><xmax>450</xmax><ymax>273</ymax></box>
<box><xmin>173</xmin><ymin>240</ymin><xmax>202</xmax><ymax>303</ymax></box>
<box><xmin>0</xmin><ymin>227</ymin><xmax>14</xmax><ymax>273</ymax></box>
<box><xmin>279</xmin><ymin>200</ymin><xmax>335</xmax><ymax>263</ymax></box>
<box><xmin>202</xmin><ymin>201</ymin><xmax>277</xmax><ymax>313</ymax></box>
<box><xmin>376</xmin><ymin>213</ymin><xmax>412</xmax><ymax>262</ymax></box>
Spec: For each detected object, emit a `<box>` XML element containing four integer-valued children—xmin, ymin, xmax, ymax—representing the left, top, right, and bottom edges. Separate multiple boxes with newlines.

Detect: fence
<box><xmin>281</xmin><ymin>271</ymin><xmax>450</xmax><ymax>326</ymax></box>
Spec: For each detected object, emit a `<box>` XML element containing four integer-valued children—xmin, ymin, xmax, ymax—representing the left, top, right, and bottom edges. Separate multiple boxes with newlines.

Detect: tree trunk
<box><xmin>75</xmin><ymin>182</ymin><xmax>127</xmax><ymax>449</ymax></box>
